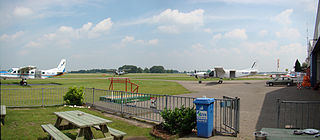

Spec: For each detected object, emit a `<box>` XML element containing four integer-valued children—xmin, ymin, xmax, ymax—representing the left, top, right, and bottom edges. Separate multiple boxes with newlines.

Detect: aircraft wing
<box><xmin>18</xmin><ymin>66</ymin><xmax>36</xmax><ymax>73</ymax></box>
<box><xmin>214</xmin><ymin>67</ymin><xmax>225</xmax><ymax>78</ymax></box>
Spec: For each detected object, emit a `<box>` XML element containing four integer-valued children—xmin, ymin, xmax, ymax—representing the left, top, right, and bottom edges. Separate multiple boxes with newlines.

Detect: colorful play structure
<box><xmin>108</xmin><ymin>77</ymin><xmax>139</xmax><ymax>93</ymax></box>
<box><xmin>100</xmin><ymin>77</ymin><xmax>155</xmax><ymax>105</ymax></box>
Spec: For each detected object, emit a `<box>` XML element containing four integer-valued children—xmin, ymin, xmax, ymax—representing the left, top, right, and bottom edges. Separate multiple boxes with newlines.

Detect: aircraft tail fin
<box><xmin>251</xmin><ymin>61</ymin><xmax>257</xmax><ymax>69</ymax></box>
<box><xmin>57</xmin><ymin>59</ymin><xmax>66</xmax><ymax>72</ymax></box>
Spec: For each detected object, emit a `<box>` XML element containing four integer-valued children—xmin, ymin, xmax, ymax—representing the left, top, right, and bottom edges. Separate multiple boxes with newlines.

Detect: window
<box><xmin>31</xmin><ymin>71</ymin><xmax>34</xmax><ymax>74</ymax></box>
<box><xmin>8</xmin><ymin>69</ymin><xmax>13</xmax><ymax>73</ymax></box>
<box><xmin>42</xmin><ymin>72</ymin><xmax>45</xmax><ymax>74</ymax></box>
<box><xmin>13</xmin><ymin>71</ymin><xmax>16</xmax><ymax>73</ymax></box>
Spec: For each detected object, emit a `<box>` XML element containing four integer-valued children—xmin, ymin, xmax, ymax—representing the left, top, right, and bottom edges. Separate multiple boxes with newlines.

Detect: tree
<box><xmin>118</xmin><ymin>65</ymin><xmax>138</xmax><ymax>73</ymax></box>
<box><xmin>150</xmin><ymin>66</ymin><xmax>165</xmax><ymax>73</ymax></box>
<box><xmin>143</xmin><ymin>67</ymin><xmax>150</xmax><ymax>73</ymax></box>
<box><xmin>294</xmin><ymin>59</ymin><xmax>302</xmax><ymax>72</ymax></box>
<box><xmin>137</xmin><ymin>67</ymin><xmax>143</xmax><ymax>73</ymax></box>
<box><xmin>301</xmin><ymin>62</ymin><xmax>308</xmax><ymax>71</ymax></box>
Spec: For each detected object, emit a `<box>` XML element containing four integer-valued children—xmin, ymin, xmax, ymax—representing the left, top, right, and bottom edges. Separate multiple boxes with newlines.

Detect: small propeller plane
<box><xmin>114</xmin><ymin>70</ymin><xmax>126</xmax><ymax>75</ymax></box>
<box><xmin>0</xmin><ymin>59</ymin><xmax>66</xmax><ymax>86</ymax></box>
<box><xmin>193</xmin><ymin>62</ymin><xmax>258</xmax><ymax>84</ymax></box>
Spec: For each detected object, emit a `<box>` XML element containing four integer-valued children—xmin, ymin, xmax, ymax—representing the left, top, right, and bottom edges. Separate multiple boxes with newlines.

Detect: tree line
<box><xmin>70</xmin><ymin>65</ymin><xmax>179</xmax><ymax>73</ymax></box>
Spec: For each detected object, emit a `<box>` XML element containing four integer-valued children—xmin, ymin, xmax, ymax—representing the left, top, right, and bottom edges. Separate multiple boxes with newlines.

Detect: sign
<box><xmin>197</xmin><ymin>110</ymin><xmax>207</xmax><ymax>123</ymax></box>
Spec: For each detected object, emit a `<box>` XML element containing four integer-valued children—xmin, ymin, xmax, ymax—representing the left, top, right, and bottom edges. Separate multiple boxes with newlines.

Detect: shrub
<box><xmin>160</xmin><ymin>106</ymin><xmax>196</xmax><ymax>135</ymax></box>
<box><xmin>63</xmin><ymin>87</ymin><xmax>85</xmax><ymax>106</ymax></box>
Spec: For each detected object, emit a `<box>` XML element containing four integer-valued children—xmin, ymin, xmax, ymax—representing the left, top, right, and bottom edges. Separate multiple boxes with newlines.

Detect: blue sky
<box><xmin>0</xmin><ymin>0</ymin><xmax>318</xmax><ymax>72</ymax></box>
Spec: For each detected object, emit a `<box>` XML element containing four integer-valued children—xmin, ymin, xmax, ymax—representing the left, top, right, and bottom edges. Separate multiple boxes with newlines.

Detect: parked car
<box><xmin>266</xmin><ymin>77</ymin><xmax>294</xmax><ymax>86</ymax></box>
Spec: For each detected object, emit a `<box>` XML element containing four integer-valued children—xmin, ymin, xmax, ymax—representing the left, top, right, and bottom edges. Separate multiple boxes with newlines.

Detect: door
<box><xmin>35</xmin><ymin>70</ymin><xmax>41</xmax><ymax>78</ymax></box>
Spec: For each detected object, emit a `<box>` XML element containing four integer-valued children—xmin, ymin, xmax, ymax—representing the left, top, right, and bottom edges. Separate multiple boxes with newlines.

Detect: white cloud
<box><xmin>81</xmin><ymin>22</ymin><xmax>93</xmax><ymax>31</ymax></box>
<box><xmin>92</xmin><ymin>18</ymin><xmax>113</xmax><ymax>33</ymax></box>
<box><xmin>204</xmin><ymin>28</ymin><xmax>212</xmax><ymax>33</ymax></box>
<box><xmin>13</xmin><ymin>7</ymin><xmax>33</xmax><ymax>16</ymax></box>
<box><xmin>224</xmin><ymin>28</ymin><xmax>248</xmax><ymax>40</ymax></box>
<box><xmin>275</xmin><ymin>28</ymin><xmax>301</xmax><ymax>39</ymax></box>
<box><xmin>148</xmin><ymin>39</ymin><xmax>159</xmax><ymax>45</ymax></box>
<box><xmin>157</xmin><ymin>25</ymin><xmax>179</xmax><ymax>34</ymax></box>
<box><xmin>25</xmin><ymin>41</ymin><xmax>41</xmax><ymax>48</ymax></box>
<box><xmin>212</xmin><ymin>33</ymin><xmax>222</xmax><ymax>41</ymax></box>
<box><xmin>58</xmin><ymin>26</ymin><xmax>74</xmax><ymax>33</ymax></box>
<box><xmin>89</xmin><ymin>18</ymin><xmax>113</xmax><ymax>38</ymax></box>
<box><xmin>43</xmin><ymin>33</ymin><xmax>56</xmax><ymax>40</ymax></box>
<box><xmin>115</xmin><ymin>36</ymin><xmax>159</xmax><ymax>48</ymax></box>
<box><xmin>243</xmin><ymin>41</ymin><xmax>278</xmax><ymax>56</ymax></box>
<box><xmin>258</xmin><ymin>30</ymin><xmax>268</xmax><ymax>37</ymax></box>
<box><xmin>272</xmin><ymin>9</ymin><xmax>293</xmax><ymax>25</ymax></box>
<box><xmin>0</xmin><ymin>31</ymin><xmax>24</xmax><ymax>41</ymax></box>
<box><xmin>121</xmin><ymin>36</ymin><xmax>135</xmax><ymax>43</ymax></box>
<box><xmin>152</xmin><ymin>9</ymin><xmax>204</xmax><ymax>25</ymax></box>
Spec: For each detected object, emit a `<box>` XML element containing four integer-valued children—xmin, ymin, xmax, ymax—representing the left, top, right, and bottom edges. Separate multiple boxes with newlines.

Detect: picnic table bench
<box><xmin>43</xmin><ymin>110</ymin><xmax>126</xmax><ymax>140</ymax></box>
<box><xmin>41</xmin><ymin>124</ymin><xmax>71</xmax><ymax>140</ymax></box>
<box><xmin>1</xmin><ymin>105</ymin><xmax>6</xmax><ymax>125</ymax></box>
<box><xmin>93</xmin><ymin>125</ymin><xmax>127</xmax><ymax>140</ymax></box>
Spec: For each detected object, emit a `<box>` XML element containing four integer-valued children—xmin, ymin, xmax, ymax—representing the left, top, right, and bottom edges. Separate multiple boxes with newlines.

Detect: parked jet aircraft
<box><xmin>193</xmin><ymin>62</ymin><xmax>258</xmax><ymax>84</ymax></box>
<box><xmin>0</xmin><ymin>59</ymin><xmax>66</xmax><ymax>86</ymax></box>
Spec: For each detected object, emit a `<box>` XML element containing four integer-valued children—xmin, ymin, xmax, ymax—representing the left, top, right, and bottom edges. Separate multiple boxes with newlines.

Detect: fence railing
<box><xmin>1</xmin><ymin>88</ymin><xmax>68</xmax><ymax>107</ymax></box>
<box><xmin>1</xmin><ymin>87</ymin><xmax>240</xmax><ymax>136</ymax></box>
<box><xmin>84</xmin><ymin>88</ymin><xmax>240</xmax><ymax>136</ymax></box>
<box><xmin>213</xmin><ymin>96</ymin><xmax>240</xmax><ymax>136</ymax></box>
<box><xmin>83</xmin><ymin>88</ymin><xmax>196</xmax><ymax>122</ymax></box>
<box><xmin>277</xmin><ymin>99</ymin><xmax>320</xmax><ymax>129</ymax></box>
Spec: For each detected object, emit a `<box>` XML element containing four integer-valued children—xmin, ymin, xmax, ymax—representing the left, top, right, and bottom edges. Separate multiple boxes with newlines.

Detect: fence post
<box><xmin>277</xmin><ymin>98</ymin><xmax>281</xmax><ymax>128</ymax></box>
<box><xmin>92</xmin><ymin>88</ymin><xmax>95</xmax><ymax>107</ymax></box>
<box><xmin>165</xmin><ymin>95</ymin><xmax>168</xmax><ymax>109</ymax></box>
<box><xmin>121</xmin><ymin>91</ymin><xmax>123</xmax><ymax>117</ymax></box>
<box><xmin>42</xmin><ymin>88</ymin><xmax>44</xmax><ymax>107</ymax></box>
<box><xmin>236</xmin><ymin>97</ymin><xmax>240</xmax><ymax>135</ymax></box>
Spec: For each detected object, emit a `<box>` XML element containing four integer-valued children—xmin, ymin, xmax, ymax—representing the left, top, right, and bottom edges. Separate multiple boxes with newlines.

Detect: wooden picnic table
<box><xmin>54</xmin><ymin>110</ymin><xmax>113</xmax><ymax>140</ymax></box>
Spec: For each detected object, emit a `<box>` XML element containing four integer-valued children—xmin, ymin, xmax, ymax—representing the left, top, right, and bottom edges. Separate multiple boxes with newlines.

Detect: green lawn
<box><xmin>1</xmin><ymin>106</ymin><xmax>154</xmax><ymax>140</ymax></box>
<box><xmin>1</xmin><ymin>76</ymin><xmax>191</xmax><ymax>95</ymax></box>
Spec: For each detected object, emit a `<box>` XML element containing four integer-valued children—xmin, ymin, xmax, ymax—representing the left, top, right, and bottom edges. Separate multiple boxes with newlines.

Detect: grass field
<box><xmin>1</xmin><ymin>106</ymin><xmax>153</xmax><ymax>140</ymax></box>
<box><xmin>1</xmin><ymin>73</ymin><xmax>192</xmax><ymax>95</ymax></box>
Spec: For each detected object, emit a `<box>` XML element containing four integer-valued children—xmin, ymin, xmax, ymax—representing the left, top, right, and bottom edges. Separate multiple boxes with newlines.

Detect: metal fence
<box><xmin>83</xmin><ymin>88</ymin><xmax>196</xmax><ymax>123</ymax></box>
<box><xmin>213</xmin><ymin>96</ymin><xmax>240</xmax><ymax>136</ymax></box>
<box><xmin>277</xmin><ymin>99</ymin><xmax>320</xmax><ymax>129</ymax></box>
<box><xmin>1</xmin><ymin>88</ymin><xmax>68</xmax><ymax>107</ymax></box>
<box><xmin>84</xmin><ymin>88</ymin><xmax>240</xmax><ymax>136</ymax></box>
<box><xmin>1</xmin><ymin>87</ymin><xmax>240</xmax><ymax>136</ymax></box>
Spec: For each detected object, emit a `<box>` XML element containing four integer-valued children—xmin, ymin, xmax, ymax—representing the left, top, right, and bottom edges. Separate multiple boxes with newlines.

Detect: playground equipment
<box><xmin>100</xmin><ymin>78</ymin><xmax>157</xmax><ymax>108</ymax></box>
<box><xmin>108</xmin><ymin>77</ymin><xmax>139</xmax><ymax>93</ymax></box>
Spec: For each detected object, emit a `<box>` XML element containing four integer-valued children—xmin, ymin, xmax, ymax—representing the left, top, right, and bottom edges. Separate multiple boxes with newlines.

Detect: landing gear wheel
<box><xmin>218</xmin><ymin>80</ymin><xmax>223</xmax><ymax>84</ymax></box>
<box><xmin>269</xmin><ymin>83</ymin><xmax>273</xmax><ymax>86</ymax></box>
<box><xmin>198</xmin><ymin>81</ymin><xmax>202</xmax><ymax>84</ymax></box>
<box><xmin>20</xmin><ymin>79</ymin><xmax>27</xmax><ymax>86</ymax></box>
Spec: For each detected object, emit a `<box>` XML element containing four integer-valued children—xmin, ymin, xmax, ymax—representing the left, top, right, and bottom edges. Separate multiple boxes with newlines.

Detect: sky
<box><xmin>0</xmin><ymin>0</ymin><xmax>318</xmax><ymax>72</ymax></box>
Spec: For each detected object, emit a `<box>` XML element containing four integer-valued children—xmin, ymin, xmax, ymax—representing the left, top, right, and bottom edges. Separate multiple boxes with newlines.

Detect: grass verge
<box><xmin>1</xmin><ymin>106</ymin><xmax>154</xmax><ymax>140</ymax></box>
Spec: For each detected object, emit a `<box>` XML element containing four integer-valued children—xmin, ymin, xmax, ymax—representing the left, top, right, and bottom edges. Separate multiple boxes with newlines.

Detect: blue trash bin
<box><xmin>193</xmin><ymin>98</ymin><xmax>215</xmax><ymax>138</ymax></box>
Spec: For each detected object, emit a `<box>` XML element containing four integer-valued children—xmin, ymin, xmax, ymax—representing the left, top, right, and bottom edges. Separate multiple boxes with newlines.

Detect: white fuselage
<box><xmin>0</xmin><ymin>59</ymin><xmax>66</xmax><ymax>80</ymax></box>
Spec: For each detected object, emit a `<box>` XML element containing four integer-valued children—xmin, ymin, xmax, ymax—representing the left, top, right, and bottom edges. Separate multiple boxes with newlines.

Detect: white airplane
<box><xmin>193</xmin><ymin>62</ymin><xmax>258</xmax><ymax>84</ymax></box>
<box><xmin>0</xmin><ymin>59</ymin><xmax>66</xmax><ymax>86</ymax></box>
<box><xmin>114</xmin><ymin>70</ymin><xmax>126</xmax><ymax>75</ymax></box>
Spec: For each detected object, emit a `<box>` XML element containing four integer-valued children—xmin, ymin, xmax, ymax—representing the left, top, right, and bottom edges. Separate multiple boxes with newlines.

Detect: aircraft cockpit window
<box><xmin>13</xmin><ymin>71</ymin><xmax>16</xmax><ymax>73</ymax></box>
<box><xmin>31</xmin><ymin>71</ymin><xmax>34</xmax><ymax>74</ymax></box>
<box><xmin>42</xmin><ymin>72</ymin><xmax>45</xmax><ymax>74</ymax></box>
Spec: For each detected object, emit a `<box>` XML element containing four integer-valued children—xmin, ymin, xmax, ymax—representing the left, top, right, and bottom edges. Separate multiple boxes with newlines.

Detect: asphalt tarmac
<box><xmin>177</xmin><ymin>80</ymin><xmax>320</xmax><ymax>140</ymax></box>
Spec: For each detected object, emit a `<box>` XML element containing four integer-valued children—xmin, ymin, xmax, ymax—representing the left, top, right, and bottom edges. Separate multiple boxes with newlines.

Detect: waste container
<box><xmin>193</xmin><ymin>98</ymin><xmax>215</xmax><ymax>138</ymax></box>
